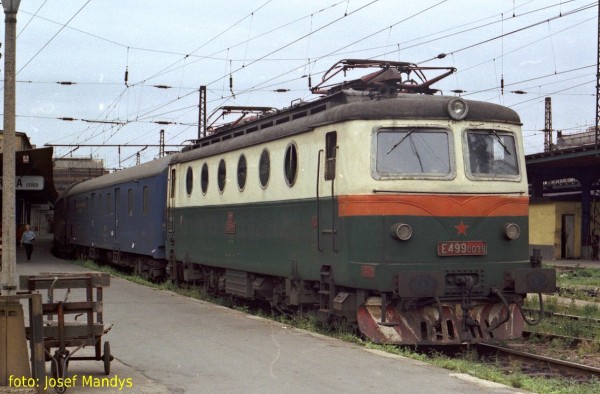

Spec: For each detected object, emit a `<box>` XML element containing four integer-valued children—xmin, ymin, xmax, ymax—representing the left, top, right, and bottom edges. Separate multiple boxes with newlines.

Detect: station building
<box><xmin>53</xmin><ymin>156</ymin><xmax>108</xmax><ymax>195</ymax></box>
<box><xmin>527</xmin><ymin>129</ymin><xmax>600</xmax><ymax>261</ymax></box>
<box><xmin>0</xmin><ymin>131</ymin><xmax>57</xmax><ymax>239</ymax></box>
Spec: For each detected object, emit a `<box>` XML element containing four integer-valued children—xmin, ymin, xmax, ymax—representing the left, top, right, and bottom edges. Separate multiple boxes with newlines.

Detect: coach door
<box><xmin>112</xmin><ymin>188</ymin><xmax>121</xmax><ymax>262</ymax></box>
<box><xmin>316</xmin><ymin>131</ymin><xmax>338</xmax><ymax>252</ymax></box>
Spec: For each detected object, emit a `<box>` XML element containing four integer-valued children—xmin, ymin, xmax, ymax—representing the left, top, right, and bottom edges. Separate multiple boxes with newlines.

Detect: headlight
<box><xmin>390</xmin><ymin>223</ymin><xmax>413</xmax><ymax>241</ymax></box>
<box><xmin>447</xmin><ymin>97</ymin><xmax>468</xmax><ymax>120</ymax></box>
<box><xmin>504</xmin><ymin>223</ymin><xmax>520</xmax><ymax>240</ymax></box>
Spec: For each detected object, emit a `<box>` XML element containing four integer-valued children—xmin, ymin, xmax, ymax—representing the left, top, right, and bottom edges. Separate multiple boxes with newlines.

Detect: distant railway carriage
<box><xmin>56</xmin><ymin>156</ymin><xmax>171</xmax><ymax>280</ymax></box>
<box><xmin>55</xmin><ymin>60</ymin><xmax>556</xmax><ymax>345</ymax></box>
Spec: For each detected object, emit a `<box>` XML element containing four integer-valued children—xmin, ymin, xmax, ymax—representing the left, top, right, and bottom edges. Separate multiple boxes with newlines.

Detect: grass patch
<box><xmin>557</xmin><ymin>267</ymin><xmax>600</xmax><ymax>287</ymax></box>
<box><xmin>525</xmin><ymin>294</ymin><xmax>600</xmax><ymax>319</ymax></box>
<box><xmin>74</xmin><ymin>259</ymin><xmax>232</xmax><ymax>307</ymax></box>
<box><xmin>524</xmin><ymin>295</ymin><xmax>600</xmax><ymax>341</ymax></box>
<box><xmin>555</xmin><ymin>267</ymin><xmax>600</xmax><ymax>302</ymax></box>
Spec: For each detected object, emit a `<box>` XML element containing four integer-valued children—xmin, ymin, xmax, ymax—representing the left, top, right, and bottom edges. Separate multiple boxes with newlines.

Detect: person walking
<box><xmin>20</xmin><ymin>224</ymin><xmax>36</xmax><ymax>262</ymax></box>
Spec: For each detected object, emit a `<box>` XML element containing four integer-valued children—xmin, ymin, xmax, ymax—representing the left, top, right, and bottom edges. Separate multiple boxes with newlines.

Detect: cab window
<box><xmin>374</xmin><ymin>128</ymin><xmax>452</xmax><ymax>178</ymax></box>
<box><xmin>465</xmin><ymin>130</ymin><xmax>519</xmax><ymax>178</ymax></box>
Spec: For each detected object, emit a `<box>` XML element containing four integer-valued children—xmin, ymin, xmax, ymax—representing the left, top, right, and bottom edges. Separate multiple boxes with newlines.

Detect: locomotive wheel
<box><xmin>103</xmin><ymin>341</ymin><xmax>111</xmax><ymax>375</ymax></box>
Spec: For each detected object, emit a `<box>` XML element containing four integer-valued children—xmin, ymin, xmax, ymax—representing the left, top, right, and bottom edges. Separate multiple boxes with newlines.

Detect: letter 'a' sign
<box><xmin>0</xmin><ymin>176</ymin><xmax>44</xmax><ymax>190</ymax></box>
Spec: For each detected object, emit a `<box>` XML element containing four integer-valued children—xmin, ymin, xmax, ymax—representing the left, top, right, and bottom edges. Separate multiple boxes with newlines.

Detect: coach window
<box><xmin>218</xmin><ymin>159</ymin><xmax>226</xmax><ymax>193</ymax></box>
<box><xmin>237</xmin><ymin>154</ymin><xmax>247</xmax><ymax>191</ymax></box>
<box><xmin>259</xmin><ymin>148</ymin><xmax>270</xmax><ymax>188</ymax></box>
<box><xmin>201</xmin><ymin>163</ymin><xmax>209</xmax><ymax>195</ymax></box>
<box><xmin>90</xmin><ymin>194</ymin><xmax>95</xmax><ymax>226</ymax></box>
<box><xmin>284</xmin><ymin>142</ymin><xmax>298</xmax><ymax>187</ymax></box>
<box><xmin>128</xmin><ymin>188</ymin><xmax>133</xmax><ymax>216</ymax></box>
<box><xmin>143</xmin><ymin>186</ymin><xmax>149</xmax><ymax>216</ymax></box>
<box><xmin>185</xmin><ymin>166</ymin><xmax>193</xmax><ymax>196</ymax></box>
<box><xmin>115</xmin><ymin>189</ymin><xmax>120</xmax><ymax>217</ymax></box>
<box><xmin>107</xmin><ymin>192</ymin><xmax>112</xmax><ymax>215</ymax></box>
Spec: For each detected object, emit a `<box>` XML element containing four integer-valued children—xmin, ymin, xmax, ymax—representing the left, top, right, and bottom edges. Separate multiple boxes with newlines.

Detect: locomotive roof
<box><xmin>66</xmin><ymin>155</ymin><xmax>172</xmax><ymax>196</ymax></box>
<box><xmin>173</xmin><ymin>92</ymin><xmax>521</xmax><ymax>164</ymax></box>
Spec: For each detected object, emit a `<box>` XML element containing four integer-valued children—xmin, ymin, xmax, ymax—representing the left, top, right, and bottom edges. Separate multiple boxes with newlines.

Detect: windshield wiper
<box><xmin>491</xmin><ymin>130</ymin><xmax>511</xmax><ymax>155</ymax></box>
<box><xmin>387</xmin><ymin>128</ymin><xmax>415</xmax><ymax>155</ymax></box>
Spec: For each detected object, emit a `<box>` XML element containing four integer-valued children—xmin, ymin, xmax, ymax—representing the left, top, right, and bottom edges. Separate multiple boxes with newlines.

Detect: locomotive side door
<box><xmin>166</xmin><ymin>166</ymin><xmax>178</xmax><ymax>281</ymax></box>
<box><xmin>167</xmin><ymin>167</ymin><xmax>176</xmax><ymax>244</ymax></box>
<box><xmin>316</xmin><ymin>131</ymin><xmax>338</xmax><ymax>253</ymax></box>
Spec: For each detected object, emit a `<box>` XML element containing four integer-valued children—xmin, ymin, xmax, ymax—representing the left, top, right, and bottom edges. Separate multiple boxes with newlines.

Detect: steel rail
<box><xmin>522</xmin><ymin>330</ymin><xmax>585</xmax><ymax>345</ymax></box>
<box><xmin>521</xmin><ymin>308</ymin><xmax>600</xmax><ymax>325</ymax></box>
<box><xmin>475</xmin><ymin>343</ymin><xmax>600</xmax><ymax>380</ymax></box>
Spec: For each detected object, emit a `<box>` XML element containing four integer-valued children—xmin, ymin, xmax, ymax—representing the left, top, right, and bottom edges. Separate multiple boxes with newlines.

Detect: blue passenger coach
<box><xmin>59</xmin><ymin>156</ymin><xmax>171</xmax><ymax>280</ymax></box>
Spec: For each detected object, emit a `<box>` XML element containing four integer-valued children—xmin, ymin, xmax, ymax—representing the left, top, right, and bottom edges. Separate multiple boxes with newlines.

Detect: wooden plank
<box><xmin>19</xmin><ymin>272</ymin><xmax>110</xmax><ymax>290</ymax></box>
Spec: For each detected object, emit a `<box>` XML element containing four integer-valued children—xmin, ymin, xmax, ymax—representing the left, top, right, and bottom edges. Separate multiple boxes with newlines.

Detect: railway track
<box><xmin>522</xmin><ymin>308</ymin><xmax>600</xmax><ymax>325</ymax></box>
<box><xmin>475</xmin><ymin>336</ymin><xmax>600</xmax><ymax>381</ymax></box>
<box><xmin>522</xmin><ymin>330</ymin><xmax>587</xmax><ymax>345</ymax></box>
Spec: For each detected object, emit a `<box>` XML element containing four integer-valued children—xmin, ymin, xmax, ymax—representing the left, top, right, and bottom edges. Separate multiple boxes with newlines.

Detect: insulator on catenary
<box><xmin>230</xmin><ymin>74</ymin><xmax>235</xmax><ymax>98</ymax></box>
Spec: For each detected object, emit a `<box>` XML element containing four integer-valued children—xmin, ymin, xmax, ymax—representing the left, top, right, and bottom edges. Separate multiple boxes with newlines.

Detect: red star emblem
<box><xmin>454</xmin><ymin>220</ymin><xmax>469</xmax><ymax>236</ymax></box>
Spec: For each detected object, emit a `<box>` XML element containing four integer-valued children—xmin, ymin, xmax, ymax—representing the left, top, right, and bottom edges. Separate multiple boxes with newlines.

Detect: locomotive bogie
<box><xmin>358</xmin><ymin>298</ymin><xmax>526</xmax><ymax>345</ymax></box>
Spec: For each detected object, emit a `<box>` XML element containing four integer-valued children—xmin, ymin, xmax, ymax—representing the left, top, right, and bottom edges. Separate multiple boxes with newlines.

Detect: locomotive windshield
<box><xmin>465</xmin><ymin>130</ymin><xmax>519</xmax><ymax>178</ymax></box>
<box><xmin>374</xmin><ymin>128</ymin><xmax>452</xmax><ymax>177</ymax></box>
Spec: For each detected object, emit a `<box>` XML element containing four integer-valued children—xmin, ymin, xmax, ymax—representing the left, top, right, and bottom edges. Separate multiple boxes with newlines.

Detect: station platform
<box><xmin>8</xmin><ymin>236</ymin><xmax>530</xmax><ymax>394</ymax></box>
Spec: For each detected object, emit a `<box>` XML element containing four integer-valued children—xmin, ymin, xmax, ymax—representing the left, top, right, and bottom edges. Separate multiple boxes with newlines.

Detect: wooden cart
<box><xmin>20</xmin><ymin>272</ymin><xmax>112</xmax><ymax>393</ymax></box>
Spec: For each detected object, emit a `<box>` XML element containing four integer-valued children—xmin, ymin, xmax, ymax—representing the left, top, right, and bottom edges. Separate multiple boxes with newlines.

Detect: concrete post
<box><xmin>1</xmin><ymin>6</ymin><xmax>17</xmax><ymax>294</ymax></box>
<box><xmin>0</xmin><ymin>3</ymin><xmax>31</xmax><ymax>387</ymax></box>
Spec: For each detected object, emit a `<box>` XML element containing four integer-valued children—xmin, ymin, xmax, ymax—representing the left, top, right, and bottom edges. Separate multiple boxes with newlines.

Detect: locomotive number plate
<box><xmin>437</xmin><ymin>241</ymin><xmax>487</xmax><ymax>256</ymax></box>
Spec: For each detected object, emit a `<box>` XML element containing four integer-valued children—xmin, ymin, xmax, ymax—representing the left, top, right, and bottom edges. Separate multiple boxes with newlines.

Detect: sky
<box><xmin>1</xmin><ymin>0</ymin><xmax>597</xmax><ymax>169</ymax></box>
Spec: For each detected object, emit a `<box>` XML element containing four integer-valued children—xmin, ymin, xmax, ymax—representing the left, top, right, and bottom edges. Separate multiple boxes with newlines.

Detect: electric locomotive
<box><xmin>165</xmin><ymin>59</ymin><xmax>556</xmax><ymax>344</ymax></box>
<box><xmin>55</xmin><ymin>60</ymin><xmax>556</xmax><ymax>345</ymax></box>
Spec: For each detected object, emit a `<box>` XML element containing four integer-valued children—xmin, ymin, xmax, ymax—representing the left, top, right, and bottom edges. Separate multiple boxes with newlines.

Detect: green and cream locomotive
<box><xmin>165</xmin><ymin>60</ymin><xmax>555</xmax><ymax>344</ymax></box>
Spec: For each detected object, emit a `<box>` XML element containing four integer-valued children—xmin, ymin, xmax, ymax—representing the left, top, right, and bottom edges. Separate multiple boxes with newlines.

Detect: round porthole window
<box><xmin>218</xmin><ymin>159</ymin><xmax>226</xmax><ymax>193</ymax></box>
<box><xmin>284</xmin><ymin>142</ymin><xmax>298</xmax><ymax>187</ymax></box>
<box><xmin>185</xmin><ymin>166</ymin><xmax>193</xmax><ymax>196</ymax></box>
<box><xmin>259</xmin><ymin>149</ymin><xmax>270</xmax><ymax>188</ymax></box>
<box><xmin>237</xmin><ymin>154</ymin><xmax>247</xmax><ymax>191</ymax></box>
<box><xmin>201</xmin><ymin>163</ymin><xmax>209</xmax><ymax>195</ymax></box>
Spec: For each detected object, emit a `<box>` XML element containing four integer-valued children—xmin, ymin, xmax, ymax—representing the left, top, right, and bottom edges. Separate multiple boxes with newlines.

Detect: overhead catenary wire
<box><xmin>137</xmin><ymin>0</ymin><xmax>588</xmax><ymax>124</ymax></box>
<box><xmin>17</xmin><ymin>0</ymin><xmax>47</xmax><ymax>38</ymax></box>
<box><xmin>418</xmin><ymin>2</ymin><xmax>596</xmax><ymax>64</ymax></box>
<box><xmin>20</xmin><ymin>1</ymin><xmax>596</xmax><ymax>165</ymax></box>
<box><xmin>23</xmin><ymin>0</ymin><xmax>557</xmax><ymax>127</ymax></box>
<box><xmin>17</xmin><ymin>0</ymin><xmax>92</xmax><ymax>75</ymax></box>
<box><xmin>31</xmin><ymin>1</ymin><xmax>592</xmax><ymax>126</ymax></box>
